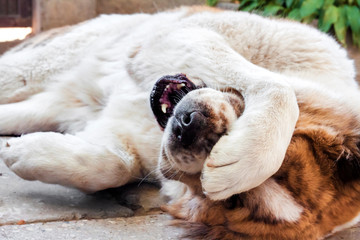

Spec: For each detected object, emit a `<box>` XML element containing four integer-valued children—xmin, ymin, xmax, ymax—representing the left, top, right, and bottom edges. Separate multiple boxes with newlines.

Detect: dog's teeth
<box><xmin>177</xmin><ymin>83</ymin><xmax>186</xmax><ymax>89</ymax></box>
<box><xmin>161</xmin><ymin>104</ymin><xmax>168</xmax><ymax>113</ymax></box>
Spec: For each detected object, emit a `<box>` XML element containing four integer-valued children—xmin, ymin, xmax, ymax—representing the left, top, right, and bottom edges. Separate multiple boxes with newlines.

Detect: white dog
<box><xmin>1</xmin><ymin>6</ymin><xmax>360</xmax><ymax>239</ymax></box>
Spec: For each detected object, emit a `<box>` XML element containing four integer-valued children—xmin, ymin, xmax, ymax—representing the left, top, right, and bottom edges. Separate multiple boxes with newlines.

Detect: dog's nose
<box><xmin>173</xmin><ymin>111</ymin><xmax>206</xmax><ymax>147</ymax></box>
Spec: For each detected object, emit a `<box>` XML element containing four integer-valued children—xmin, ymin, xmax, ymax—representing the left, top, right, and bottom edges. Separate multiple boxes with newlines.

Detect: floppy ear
<box><xmin>335</xmin><ymin>134</ymin><xmax>360</xmax><ymax>183</ymax></box>
<box><xmin>296</xmin><ymin>126</ymin><xmax>360</xmax><ymax>183</ymax></box>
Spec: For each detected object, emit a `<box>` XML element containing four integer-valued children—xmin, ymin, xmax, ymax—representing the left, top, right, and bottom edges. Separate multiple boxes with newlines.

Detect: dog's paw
<box><xmin>1</xmin><ymin>136</ymin><xmax>39</xmax><ymax>181</ymax></box>
<box><xmin>0</xmin><ymin>133</ymin><xmax>57</xmax><ymax>181</ymax></box>
<box><xmin>200</xmin><ymin>127</ymin><xmax>288</xmax><ymax>201</ymax></box>
<box><xmin>201</xmin><ymin>159</ymin><xmax>266</xmax><ymax>201</ymax></box>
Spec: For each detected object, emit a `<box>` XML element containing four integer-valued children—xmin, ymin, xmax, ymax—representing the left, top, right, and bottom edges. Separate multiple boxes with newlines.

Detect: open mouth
<box><xmin>150</xmin><ymin>73</ymin><xmax>197</xmax><ymax>129</ymax></box>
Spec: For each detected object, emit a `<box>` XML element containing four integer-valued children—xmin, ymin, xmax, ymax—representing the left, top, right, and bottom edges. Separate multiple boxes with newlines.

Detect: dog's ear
<box><xmin>296</xmin><ymin>126</ymin><xmax>360</xmax><ymax>183</ymax></box>
<box><xmin>335</xmin><ymin>134</ymin><xmax>360</xmax><ymax>183</ymax></box>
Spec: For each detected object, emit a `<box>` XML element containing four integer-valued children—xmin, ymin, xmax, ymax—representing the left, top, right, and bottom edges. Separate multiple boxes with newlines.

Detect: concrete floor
<box><xmin>0</xmin><ymin>159</ymin><xmax>184</xmax><ymax>240</ymax></box>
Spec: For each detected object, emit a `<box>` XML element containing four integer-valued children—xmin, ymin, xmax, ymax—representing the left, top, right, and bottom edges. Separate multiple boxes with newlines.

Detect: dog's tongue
<box><xmin>150</xmin><ymin>74</ymin><xmax>197</xmax><ymax>130</ymax></box>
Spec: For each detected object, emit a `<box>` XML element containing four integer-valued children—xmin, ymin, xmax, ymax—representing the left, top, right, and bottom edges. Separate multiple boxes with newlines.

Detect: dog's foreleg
<box><xmin>0</xmin><ymin>88</ymin><xmax>100</xmax><ymax>135</ymax></box>
<box><xmin>158</xmin><ymin>28</ymin><xmax>299</xmax><ymax>200</ymax></box>
<box><xmin>200</xmin><ymin>35</ymin><xmax>299</xmax><ymax>200</ymax></box>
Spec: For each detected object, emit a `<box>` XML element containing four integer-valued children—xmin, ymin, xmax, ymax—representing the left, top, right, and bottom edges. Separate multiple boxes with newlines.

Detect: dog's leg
<box><xmin>196</xmin><ymin>32</ymin><xmax>299</xmax><ymax>200</ymax></box>
<box><xmin>0</xmin><ymin>131</ymin><xmax>134</xmax><ymax>192</ymax></box>
<box><xmin>0</xmin><ymin>93</ymin><xmax>63</xmax><ymax>134</ymax></box>
<box><xmin>0</xmin><ymin>78</ymin><xmax>103</xmax><ymax>135</ymax></box>
<box><xmin>0</xmin><ymin>91</ymin><xmax>146</xmax><ymax>191</ymax></box>
<box><xmin>0</xmin><ymin>28</ymin><xmax>70</xmax><ymax>103</ymax></box>
<box><xmin>0</xmin><ymin>23</ymin><xmax>104</xmax><ymax>104</ymax></box>
<box><xmin>0</xmin><ymin>94</ymin><xmax>88</xmax><ymax>135</ymax></box>
<box><xmin>200</xmin><ymin>71</ymin><xmax>299</xmax><ymax>200</ymax></box>
<box><xmin>138</xmin><ymin>28</ymin><xmax>299</xmax><ymax>200</ymax></box>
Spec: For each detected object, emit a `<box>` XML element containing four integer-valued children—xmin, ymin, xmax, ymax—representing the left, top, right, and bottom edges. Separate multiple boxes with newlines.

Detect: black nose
<box><xmin>173</xmin><ymin>111</ymin><xmax>206</xmax><ymax>147</ymax></box>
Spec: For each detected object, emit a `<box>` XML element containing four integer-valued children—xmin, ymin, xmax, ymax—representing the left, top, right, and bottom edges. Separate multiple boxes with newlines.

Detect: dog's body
<box><xmin>1</xmin><ymin>6</ymin><xmax>360</xmax><ymax>239</ymax></box>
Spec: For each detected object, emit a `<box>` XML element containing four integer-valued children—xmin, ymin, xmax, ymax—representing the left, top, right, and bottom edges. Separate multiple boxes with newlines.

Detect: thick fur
<box><xmin>1</xmin><ymin>6</ymin><xmax>360</xmax><ymax>239</ymax></box>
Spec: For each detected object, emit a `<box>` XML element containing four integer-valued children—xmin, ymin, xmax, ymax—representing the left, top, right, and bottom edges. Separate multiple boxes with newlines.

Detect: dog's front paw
<box><xmin>200</xmin><ymin>129</ymin><xmax>288</xmax><ymax>200</ymax></box>
<box><xmin>0</xmin><ymin>133</ymin><xmax>61</xmax><ymax>182</ymax></box>
<box><xmin>201</xmin><ymin>157</ymin><xmax>265</xmax><ymax>201</ymax></box>
<box><xmin>1</xmin><ymin>136</ymin><xmax>42</xmax><ymax>181</ymax></box>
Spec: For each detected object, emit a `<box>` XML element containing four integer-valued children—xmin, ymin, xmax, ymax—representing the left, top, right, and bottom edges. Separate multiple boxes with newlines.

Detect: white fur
<box><xmin>160</xmin><ymin>180</ymin><xmax>188</xmax><ymax>203</ymax></box>
<box><xmin>0</xmin><ymin>7</ymin><xmax>357</xmax><ymax>201</ymax></box>
<box><xmin>254</xmin><ymin>178</ymin><xmax>303</xmax><ymax>222</ymax></box>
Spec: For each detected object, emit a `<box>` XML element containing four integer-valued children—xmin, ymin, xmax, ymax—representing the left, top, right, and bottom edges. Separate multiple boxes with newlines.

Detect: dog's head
<box><xmin>150</xmin><ymin>74</ymin><xmax>360</xmax><ymax>240</ymax></box>
<box><xmin>150</xmin><ymin>74</ymin><xmax>244</xmax><ymax>181</ymax></box>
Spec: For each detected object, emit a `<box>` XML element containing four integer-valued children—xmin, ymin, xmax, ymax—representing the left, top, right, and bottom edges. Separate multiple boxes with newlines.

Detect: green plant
<box><xmin>207</xmin><ymin>0</ymin><xmax>360</xmax><ymax>47</ymax></box>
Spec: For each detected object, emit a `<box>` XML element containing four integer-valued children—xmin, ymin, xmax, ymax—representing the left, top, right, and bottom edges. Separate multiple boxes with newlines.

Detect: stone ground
<box><xmin>0</xmin><ymin>159</ymin><xmax>184</xmax><ymax>240</ymax></box>
<box><xmin>1</xmin><ymin>155</ymin><xmax>360</xmax><ymax>240</ymax></box>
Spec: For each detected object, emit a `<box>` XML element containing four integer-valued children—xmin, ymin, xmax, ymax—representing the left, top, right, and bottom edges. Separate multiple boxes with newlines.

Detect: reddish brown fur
<box><xmin>163</xmin><ymin>98</ymin><xmax>360</xmax><ymax>240</ymax></box>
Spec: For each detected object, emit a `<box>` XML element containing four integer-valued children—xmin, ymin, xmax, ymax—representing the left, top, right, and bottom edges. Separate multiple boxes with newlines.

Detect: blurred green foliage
<box><xmin>207</xmin><ymin>0</ymin><xmax>360</xmax><ymax>47</ymax></box>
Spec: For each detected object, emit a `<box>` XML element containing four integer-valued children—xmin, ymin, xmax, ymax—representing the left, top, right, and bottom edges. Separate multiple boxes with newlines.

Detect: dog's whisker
<box><xmin>168</xmin><ymin>169</ymin><xmax>180</xmax><ymax>181</ymax></box>
<box><xmin>137</xmin><ymin>167</ymin><xmax>160</xmax><ymax>186</ymax></box>
<box><xmin>178</xmin><ymin>171</ymin><xmax>186</xmax><ymax>182</ymax></box>
<box><xmin>160</xmin><ymin>162</ymin><xmax>175</xmax><ymax>176</ymax></box>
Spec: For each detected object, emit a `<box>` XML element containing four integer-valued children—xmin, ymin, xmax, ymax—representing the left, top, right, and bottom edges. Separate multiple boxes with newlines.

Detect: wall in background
<box><xmin>35</xmin><ymin>0</ymin><xmax>205</xmax><ymax>32</ymax></box>
<box><xmin>33</xmin><ymin>0</ymin><xmax>97</xmax><ymax>33</ymax></box>
<box><xmin>97</xmin><ymin>0</ymin><xmax>206</xmax><ymax>14</ymax></box>
<box><xmin>0</xmin><ymin>0</ymin><xmax>205</xmax><ymax>54</ymax></box>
